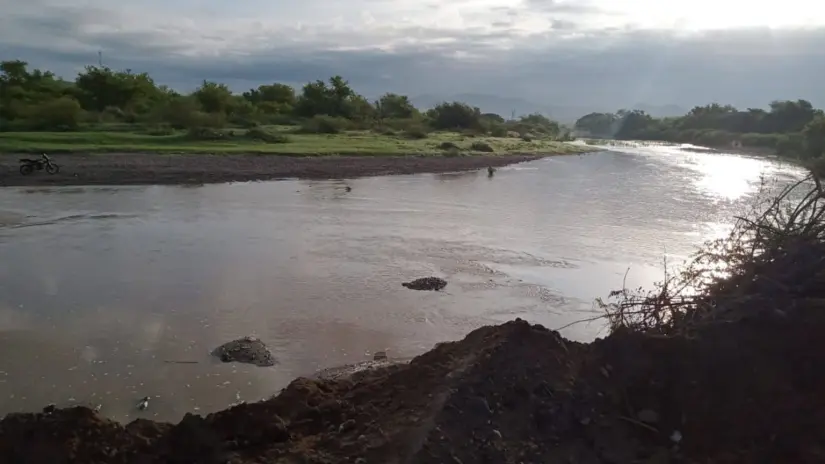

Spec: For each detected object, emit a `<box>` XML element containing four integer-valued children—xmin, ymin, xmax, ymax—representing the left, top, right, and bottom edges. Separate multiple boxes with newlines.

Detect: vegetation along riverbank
<box><xmin>0</xmin><ymin>59</ymin><xmax>592</xmax><ymax>185</ymax></box>
<box><xmin>574</xmin><ymin>101</ymin><xmax>825</xmax><ymax>161</ymax></box>
<box><xmin>2</xmin><ymin>163</ymin><xmax>824</xmax><ymax>462</ymax></box>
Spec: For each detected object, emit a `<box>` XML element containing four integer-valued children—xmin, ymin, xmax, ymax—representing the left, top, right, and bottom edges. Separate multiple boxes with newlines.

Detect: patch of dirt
<box><xmin>0</xmin><ymin>154</ymin><xmax>545</xmax><ymax>187</ymax></box>
<box><xmin>2</xmin><ymin>310</ymin><xmax>824</xmax><ymax>463</ymax></box>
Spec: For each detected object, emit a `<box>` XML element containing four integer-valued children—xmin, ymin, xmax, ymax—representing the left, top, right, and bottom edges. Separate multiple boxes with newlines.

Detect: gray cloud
<box><xmin>1</xmin><ymin>0</ymin><xmax>824</xmax><ymax>113</ymax></box>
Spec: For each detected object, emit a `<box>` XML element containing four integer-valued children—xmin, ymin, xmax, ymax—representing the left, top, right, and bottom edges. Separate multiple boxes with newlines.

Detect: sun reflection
<box><xmin>687</xmin><ymin>154</ymin><xmax>771</xmax><ymax>201</ymax></box>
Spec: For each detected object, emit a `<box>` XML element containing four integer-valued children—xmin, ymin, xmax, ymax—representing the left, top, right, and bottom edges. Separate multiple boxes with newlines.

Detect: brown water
<box><xmin>0</xmin><ymin>144</ymin><xmax>805</xmax><ymax>422</ymax></box>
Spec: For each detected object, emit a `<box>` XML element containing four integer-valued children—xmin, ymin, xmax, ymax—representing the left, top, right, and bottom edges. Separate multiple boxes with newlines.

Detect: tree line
<box><xmin>574</xmin><ymin>101</ymin><xmax>825</xmax><ymax>160</ymax></box>
<box><xmin>0</xmin><ymin>60</ymin><xmax>569</xmax><ymax>139</ymax></box>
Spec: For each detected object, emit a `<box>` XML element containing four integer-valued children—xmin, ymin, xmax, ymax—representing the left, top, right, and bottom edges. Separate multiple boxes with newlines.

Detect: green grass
<box><xmin>0</xmin><ymin>128</ymin><xmax>591</xmax><ymax>156</ymax></box>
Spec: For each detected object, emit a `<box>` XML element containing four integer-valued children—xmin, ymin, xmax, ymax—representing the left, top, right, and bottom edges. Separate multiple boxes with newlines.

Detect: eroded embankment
<box><xmin>2</xmin><ymin>308</ymin><xmax>824</xmax><ymax>463</ymax></box>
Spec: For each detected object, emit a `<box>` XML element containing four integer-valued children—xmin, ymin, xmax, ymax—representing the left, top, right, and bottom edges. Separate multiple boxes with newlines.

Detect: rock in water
<box><xmin>212</xmin><ymin>336</ymin><xmax>276</xmax><ymax>367</ymax></box>
<box><xmin>402</xmin><ymin>277</ymin><xmax>448</xmax><ymax>291</ymax></box>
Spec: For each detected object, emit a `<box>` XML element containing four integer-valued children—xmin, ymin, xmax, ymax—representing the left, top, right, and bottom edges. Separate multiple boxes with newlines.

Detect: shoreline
<box><xmin>0</xmin><ymin>313</ymin><xmax>820</xmax><ymax>462</ymax></box>
<box><xmin>0</xmin><ymin>152</ymin><xmax>571</xmax><ymax>187</ymax></box>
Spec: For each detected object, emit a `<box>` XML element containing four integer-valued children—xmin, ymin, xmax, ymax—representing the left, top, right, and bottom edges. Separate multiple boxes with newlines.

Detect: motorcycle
<box><xmin>19</xmin><ymin>153</ymin><xmax>60</xmax><ymax>176</ymax></box>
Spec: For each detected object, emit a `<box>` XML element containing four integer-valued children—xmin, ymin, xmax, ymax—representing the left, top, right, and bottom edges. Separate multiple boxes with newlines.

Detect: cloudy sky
<box><xmin>2</xmin><ymin>0</ymin><xmax>824</xmax><ymax>111</ymax></box>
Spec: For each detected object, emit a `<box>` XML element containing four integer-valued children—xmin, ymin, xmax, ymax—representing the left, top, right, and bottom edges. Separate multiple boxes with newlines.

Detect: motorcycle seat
<box><xmin>19</xmin><ymin>158</ymin><xmax>37</xmax><ymax>163</ymax></box>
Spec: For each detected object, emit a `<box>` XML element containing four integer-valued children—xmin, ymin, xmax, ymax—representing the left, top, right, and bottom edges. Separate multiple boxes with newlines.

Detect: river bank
<box><xmin>0</xmin><ymin>153</ymin><xmax>566</xmax><ymax>187</ymax></box>
<box><xmin>1</xmin><ymin>310</ymin><xmax>822</xmax><ymax>463</ymax></box>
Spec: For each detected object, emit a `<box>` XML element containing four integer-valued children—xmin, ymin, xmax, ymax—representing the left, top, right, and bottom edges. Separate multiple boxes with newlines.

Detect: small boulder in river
<box><xmin>212</xmin><ymin>336</ymin><xmax>276</xmax><ymax>367</ymax></box>
<box><xmin>402</xmin><ymin>277</ymin><xmax>447</xmax><ymax>291</ymax></box>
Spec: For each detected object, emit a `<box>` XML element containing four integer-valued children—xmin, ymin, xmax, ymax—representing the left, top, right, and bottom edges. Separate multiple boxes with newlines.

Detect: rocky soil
<box><xmin>0</xmin><ymin>153</ymin><xmax>544</xmax><ymax>187</ymax></box>
<box><xmin>1</xmin><ymin>306</ymin><xmax>824</xmax><ymax>463</ymax></box>
<box><xmin>212</xmin><ymin>336</ymin><xmax>276</xmax><ymax>367</ymax></box>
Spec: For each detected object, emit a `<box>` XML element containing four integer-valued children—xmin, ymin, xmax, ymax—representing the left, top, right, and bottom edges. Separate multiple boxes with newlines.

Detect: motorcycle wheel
<box><xmin>19</xmin><ymin>164</ymin><xmax>34</xmax><ymax>175</ymax></box>
<box><xmin>46</xmin><ymin>163</ymin><xmax>60</xmax><ymax>174</ymax></box>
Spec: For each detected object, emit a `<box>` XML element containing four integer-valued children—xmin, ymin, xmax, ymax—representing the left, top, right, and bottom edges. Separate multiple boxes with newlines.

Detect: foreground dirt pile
<box><xmin>2</xmin><ymin>310</ymin><xmax>824</xmax><ymax>464</ymax></box>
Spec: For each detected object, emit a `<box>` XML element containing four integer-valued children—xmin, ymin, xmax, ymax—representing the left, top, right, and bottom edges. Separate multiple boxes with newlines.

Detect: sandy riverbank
<box><xmin>0</xmin><ymin>153</ymin><xmax>561</xmax><ymax>187</ymax></box>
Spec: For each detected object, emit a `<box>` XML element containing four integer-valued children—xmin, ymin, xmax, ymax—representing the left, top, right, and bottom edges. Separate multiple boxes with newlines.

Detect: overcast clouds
<box><xmin>2</xmin><ymin>0</ymin><xmax>824</xmax><ymax>111</ymax></box>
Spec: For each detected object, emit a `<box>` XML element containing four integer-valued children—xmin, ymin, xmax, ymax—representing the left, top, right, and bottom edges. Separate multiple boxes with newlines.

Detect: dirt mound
<box><xmin>2</xmin><ymin>312</ymin><xmax>824</xmax><ymax>463</ymax></box>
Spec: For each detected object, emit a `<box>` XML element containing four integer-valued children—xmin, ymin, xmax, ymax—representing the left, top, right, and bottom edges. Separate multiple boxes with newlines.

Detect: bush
<box><xmin>427</xmin><ymin>102</ymin><xmax>483</xmax><ymax>130</ymax></box>
<box><xmin>298</xmin><ymin>115</ymin><xmax>350</xmax><ymax>134</ymax></box>
<box><xmin>24</xmin><ymin>96</ymin><xmax>84</xmax><ymax>131</ymax></box>
<box><xmin>489</xmin><ymin>125</ymin><xmax>508</xmax><ymax>137</ymax></box>
<box><xmin>438</xmin><ymin>141</ymin><xmax>460</xmax><ymax>150</ymax></box>
<box><xmin>470</xmin><ymin>141</ymin><xmax>494</xmax><ymax>152</ymax></box>
<box><xmin>143</xmin><ymin>125</ymin><xmax>175</xmax><ymax>136</ymax></box>
<box><xmin>520</xmin><ymin>134</ymin><xmax>533</xmax><ymax>142</ymax></box>
<box><xmin>233</xmin><ymin>118</ymin><xmax>260</xmax><ymax>129</ymax></box>
<box><xmin>402</xmin><ymin>126</ymin><xmax>428</xmax><ymax>139</ymax></box>
<box><xmin>186</xmin><ymin>127</ymin><xmax>227</xmax><ymax>141</ymax></box>
<box><xmin>599</xmin><ymin>172</ymin><xmax>825</xmax><ymax>335</ymax></box>
<box><xmin>372</xmin><ymin>125</ymin><xmax>397</xmax><ymax>136</ymax></box>
<box><xmin>245</xmin><ymin>127</ymin><xmax>291</xmax><ymax>143</ymax></box>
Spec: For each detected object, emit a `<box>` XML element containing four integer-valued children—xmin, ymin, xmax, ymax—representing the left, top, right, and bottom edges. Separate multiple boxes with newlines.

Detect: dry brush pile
<box><xmin>600</xmin><ymin>161</ymin><xmax>825</xmax><ymax>336</ymax></box>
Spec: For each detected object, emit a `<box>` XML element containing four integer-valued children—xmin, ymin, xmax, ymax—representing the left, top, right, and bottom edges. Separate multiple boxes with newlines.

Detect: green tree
<box><xmin>574</xmin><ymin>112</ymin><xmax>619</xmax><ymax>137</ymax></box>
<box><xmin>802</xmin><ymin>117</ymin><xmax>825</xmax><ymax>159</ymax></box>
<box><xmin>242</xmin><ymin>83</ymin><xmax>295</xmax><ymax>114</ymax></box>
<box><xmin>375</xmin><ymin>93</ymin><xmax>417</xmax><ymax>119</ymax></box>
<box><xmin>193</xmin><ymin>81</ymin><xmax>234</xmax><ymax>114</ymax></box>
<box><xmin>1</xmin><ymin>60</ymin><xmax>71</xmax><ymax>121</ymax></box>
<box><xmin>294</xmin><ymin>76</ymin><xmax>364</xmax><ymax>118</ymax></box>
<box><xmin>74</xmin><ymin>66</ymin><xmax>159</xmax><ymax>113</ymax></box>
<box><xmin>614</xmin><ymin>110</ymin><xmax>653</xmax><ymax>139</ymax></box>
<box><xmin>25</xmin><ymin>96</ymin><xmax>83</xmax><ymax>130</ymax></box>
<box><xmin>427</xmin><ymin>102</ymin><xmax>482</xmax><ymax>130</ymax></box>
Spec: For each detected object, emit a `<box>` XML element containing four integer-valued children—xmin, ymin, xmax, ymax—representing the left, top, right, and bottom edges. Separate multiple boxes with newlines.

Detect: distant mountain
<box><xmin>410</xmin><ymin>93</ymin><xmax>688</xmax><ymax>123</ymax></box>
<box><xmin>630</xmin><ymin>103</ymin><xmax>688</xmax><ymax>118</ymax></box>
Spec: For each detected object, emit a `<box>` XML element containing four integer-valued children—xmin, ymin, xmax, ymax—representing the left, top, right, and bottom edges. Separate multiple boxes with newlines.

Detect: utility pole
<box><xmin>98</xmin><ymin>51</ymin><xmax>103</xmax><ymax>67</ymax></box>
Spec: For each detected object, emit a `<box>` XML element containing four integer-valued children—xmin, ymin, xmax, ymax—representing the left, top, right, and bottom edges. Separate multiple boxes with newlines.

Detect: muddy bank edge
<box><xmin>0</xmin><ymin>152</ymin><xmax>593</xmax><ymax>187</ymax></box>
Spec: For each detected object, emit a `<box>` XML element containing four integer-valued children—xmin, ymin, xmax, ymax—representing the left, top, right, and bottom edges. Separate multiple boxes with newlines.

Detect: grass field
<box><xmin>0</xmin><ymin>128</ymin><xmax>590</xmax><ymax>156</ymax></box>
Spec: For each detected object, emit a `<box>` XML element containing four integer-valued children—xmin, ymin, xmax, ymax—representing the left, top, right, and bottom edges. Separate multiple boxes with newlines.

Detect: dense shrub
<box><xmin>438</xmin><ymin>141</ymin><xmax>460</xmax><ymax>150</ymax></box>
<box><xmin>298</xmin><ymin>115</ymin><xmax>350</xmax><ymax>134</ymax></box>
<box><xmin>470</xmin><ymin>141</ymin><xmax>494</xmax><ymax>152</ymax></box>
<box><xmin>23</xmin><ymin>96</ymin><xmax>84</xmax><ymax>131</ymax></box>
<box><xmin>142</xmin><ymin>125</ymin><xmax>175</xmax><ymax>136</ymax></box>
<box><xmin>427</xmin><ymin>102</ymin><xmax>483</xmax><ymax>130</ymax></box>
<box><xmin>402</xmin><ymin>126</ymin><xmax>428</xmax><ymax>139</ymax></box>
<box><xmin>245</xmin><ymin>127</ymin><xmax>290</xmax><ymax>143</ymax></box>
<box><xmin>186</xmin><ymin>127</ymin><xmax>227</xmax><ymax>140</ymax></box>
<box><xmin>488</xmin><ymin>125</ymin><xmax>508</xmax><ymax>137</ymax></box>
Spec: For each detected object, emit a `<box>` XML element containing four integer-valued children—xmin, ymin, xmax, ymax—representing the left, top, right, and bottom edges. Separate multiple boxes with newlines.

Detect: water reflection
<box><xmin>685</xmin><ymin>153</ymin><xmax>777</xmax><ymax>201</ymax></box>
<box><xmin>0</xmin><ymin>143</ymin><xmax>807</xmax><ymax>422</ymax></box>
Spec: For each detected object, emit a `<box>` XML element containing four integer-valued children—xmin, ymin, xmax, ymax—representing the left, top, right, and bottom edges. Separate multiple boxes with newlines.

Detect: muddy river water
<box><xmin>0</xmin><ymin>143</ymin><xmax>805</xmax><ymax>422</ymax></box>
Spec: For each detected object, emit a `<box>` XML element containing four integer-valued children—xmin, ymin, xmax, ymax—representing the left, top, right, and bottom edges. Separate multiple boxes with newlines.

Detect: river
<box><xmin>0</xmin><ymin>143</ymin><xmax>806</xmax><ymax>422</ymax></box>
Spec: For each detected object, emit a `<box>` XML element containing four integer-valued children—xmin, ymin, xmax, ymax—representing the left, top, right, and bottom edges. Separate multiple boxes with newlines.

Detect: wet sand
<box><xmin>0</xmin><ymin>153</ymin><xmax>550</xmax><ymax>186</ymax></box>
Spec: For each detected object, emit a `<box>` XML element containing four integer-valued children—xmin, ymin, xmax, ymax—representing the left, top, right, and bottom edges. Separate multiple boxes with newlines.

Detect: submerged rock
<box><xmin>402</xmin><ymin>277</ymin><xmax>447</xmax><ymax>291</ymax></box>
<box><xmin>212</xmin><ymin>336</ymin><xmax>276</xmax><ymax>367</ymax></box>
